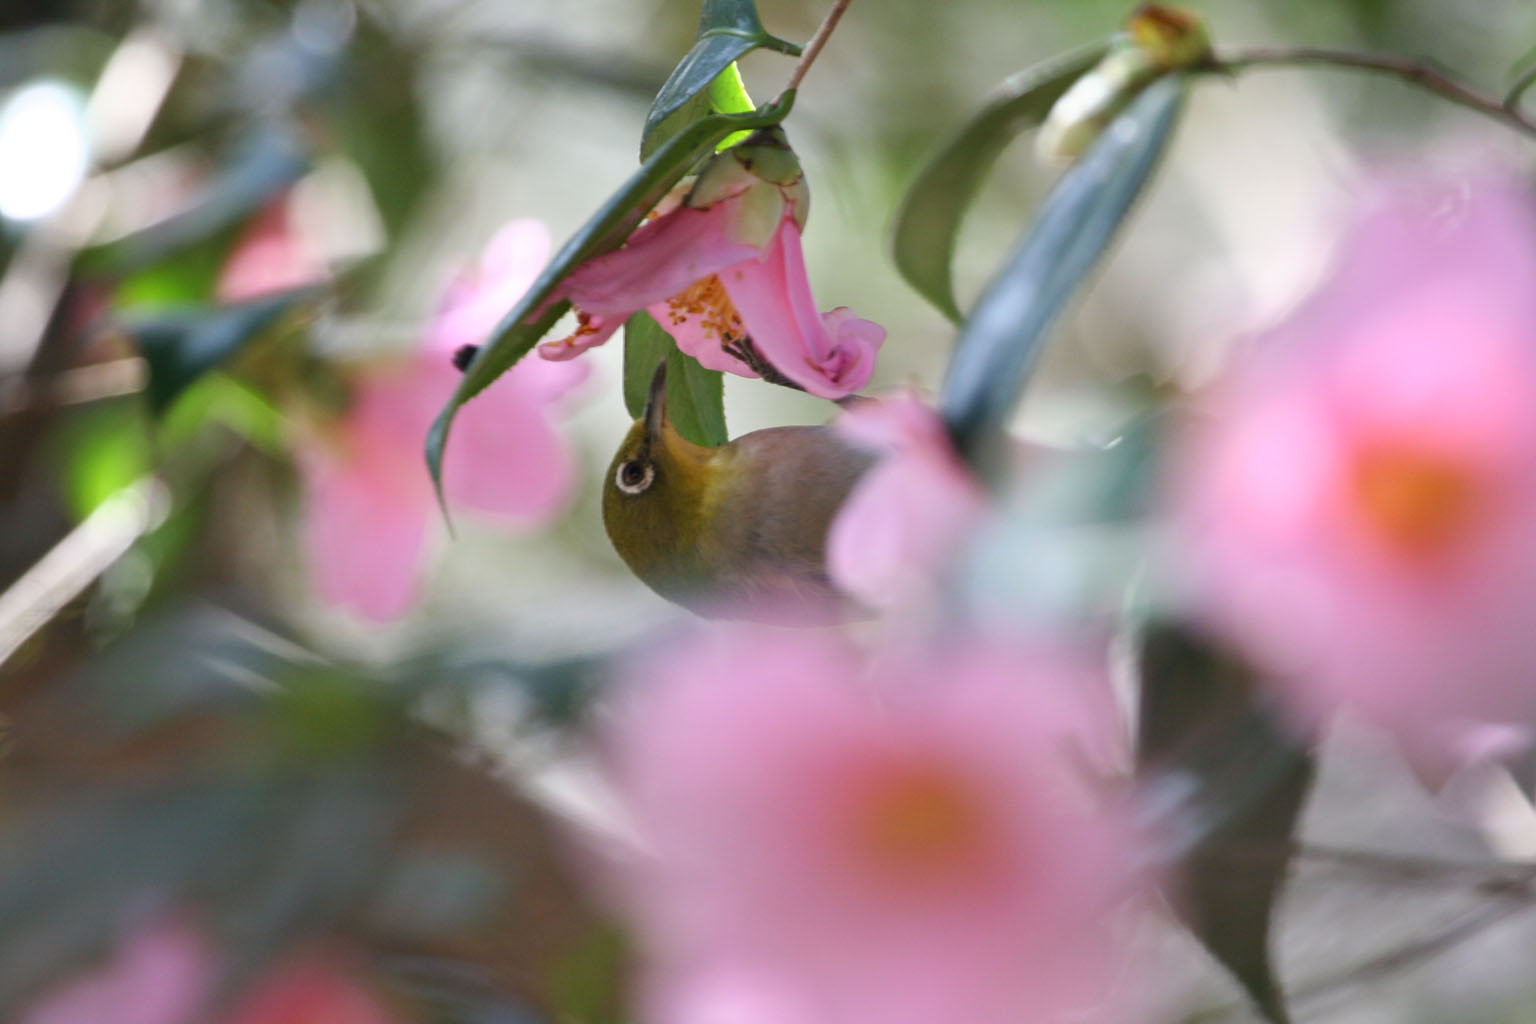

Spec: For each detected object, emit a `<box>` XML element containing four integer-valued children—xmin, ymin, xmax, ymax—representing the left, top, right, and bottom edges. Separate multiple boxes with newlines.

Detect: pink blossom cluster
<box><xmin>594</xmin><ymin>624</ymin><xmax>1149</xmax><ymax>1024</ymax></box>
<box><xmin>1169</xmin><ymin>171</ymin><xmax>1536</xmax><ymax>773</ymax></box>
<box><xmin>280</xmin><ymin>220</ymin><xmax>588</xmax><ymax>621</ymax></box>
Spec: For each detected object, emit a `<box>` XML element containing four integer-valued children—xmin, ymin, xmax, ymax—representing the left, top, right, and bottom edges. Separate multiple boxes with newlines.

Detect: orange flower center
<box><xmin>1350</xmin><ymin>444</ymin><xmax>1486</xmax><ymax>556</ymax></box>
<box><xmin>851</xmin><ymin>760</ymin><xmax>989</xmax><ymax>880</ymax></box>
<box><xmin>665</xmin><ymin>275</ymin><xmax>747</xmax><ymax>346</ymax></box>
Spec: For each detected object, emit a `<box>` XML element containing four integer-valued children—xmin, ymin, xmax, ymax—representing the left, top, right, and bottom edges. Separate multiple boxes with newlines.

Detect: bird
<box><xmin>603</xmin><ymin>362</ymin><xmax>877</xmax><ymax>622</ymax></box>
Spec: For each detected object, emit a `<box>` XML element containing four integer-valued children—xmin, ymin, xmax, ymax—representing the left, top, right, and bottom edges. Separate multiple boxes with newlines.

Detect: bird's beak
<box><xmin>643</xmin><ymin>360</ymin><xmax>669</xmax><ymax>441</ymax></box>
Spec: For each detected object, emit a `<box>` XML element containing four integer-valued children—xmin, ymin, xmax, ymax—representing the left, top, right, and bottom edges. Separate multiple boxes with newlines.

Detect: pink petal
<box><xmin>562</xmin><ymin>200</ymin><xmax>761</xmax><ymax>317</ymax></box>
<box><xmin>426</xmin><ymin>219</ymin><xmax>552</xmax><ymax>358</ymax></box>
<box><xmin>828</xmin><ymin>458</ymin><xmax>985</xmax><ymax>607</ymax></box>
<box><xmin>299</xmin><ymin>430</ymin><xmax>433</xmax><ymax>622</ymax></box>
<box><xmin>217</xmin><ymin>199</ymin><xmax>328</xmax><ymax>303</ymax></box>
<box><xmin>444</xmin><ymin>355</ymin><xmax>587</xmax><ymax>522</ymax></box>
<box><xmin>720</xmin><ymin>221</ymin><xmax>883</xmax><ymax>398</ymax></box>
<box><xmin>827</xmin><ymin>397</ymin><xmax>987</xmax><ymax>606</ymax></box>
<box><xmin>648</xmin><ymin>291</ymin><xmax>759</xmax><ymax>378</ymax></box>
<box><xmin>23</xmin><ymin>919</ymin><xmax>213</xmax><ymax>1024</ymax></box>
<box><xmin>538</xmin><ymin>311</ymin><xmax>623</xmax><ymax>361</ymax></box>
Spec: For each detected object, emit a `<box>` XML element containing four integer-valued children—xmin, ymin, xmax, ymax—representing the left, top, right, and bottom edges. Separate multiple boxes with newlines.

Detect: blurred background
<box><xmin>2</xmin><ymin>0</ymin><xmax>1536</xmax><ymax>1021</ymax></box>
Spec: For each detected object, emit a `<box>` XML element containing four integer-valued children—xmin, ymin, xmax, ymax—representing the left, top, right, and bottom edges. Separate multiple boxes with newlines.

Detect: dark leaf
<box><xmin>641</xmin><ymin>0</ymin><xmax>799</xmax><ymax>158</ymax></box>
<box><xmin>124</xmin><ymin>286</ymin><xmax>320</xmax><ymax>415</ymax></box>
<box><xmin>1137</xmin><ymin>623</ymin><xmax>1315</xmax><ymax>1024</ymax></box>
<box><xmin>80</xmin><ymin>123</ymin><xmax>311</xmax><ymax>276</ymax></box>
<box><xmin>427</xmin><ymin>98</ymin><xmax>793</xmax><ymax>504</ymax></box>
<box><xmin>891</xmin><ymin>43</ymin><xmax>1108</xmax><ymax>322</ymax></box>
<box><xmin>329</xmin><ymin>17</ymin><xmax>434</xmax><ymax>238</ymax></box>
<box><xmin>939</xmin><ymin>76</ymin><xmax>1183</xmax><ymax>470</ymax></box>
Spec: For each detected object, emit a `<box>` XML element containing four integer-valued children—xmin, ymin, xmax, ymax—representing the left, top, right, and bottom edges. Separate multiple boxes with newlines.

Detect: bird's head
<box><xmin>602</xmin><ymin>362</ymin><xmax>721</xmax><ymax>600</ymax></box>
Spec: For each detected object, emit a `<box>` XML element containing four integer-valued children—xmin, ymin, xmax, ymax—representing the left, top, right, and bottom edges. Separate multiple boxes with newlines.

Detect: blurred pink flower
<box><xmin>225</xmin><ymin>958</ymin><xmax>395</xmax><ymax>1024</ymax></box>
<box><xmin>1170</xmin><ymin>171</ymin><xmax>1536</xmax><ymax>763</ymax></box>
<box><xmin>217</xmin><ymin>198</ymin><xmax>329</xmax><ymax>303</ymax></box>
<box><xmin>537</xmin><ymin>143</ymin><xmax>883</xmax><ymax>399</ymax></box>
<box><xmin>601</xmin><ymin>626</ymin><xmax>1144</xmax><ymax>1024</ymax></box>
<box><xmin>22</xmin><ymin>918</ymin><xmax>212</xmax><ymax>1024</ymax></box>
<box><xmin>300</xmin><ymin>219</ymin><xmax>588</xmax><ymax>621</ymax></box>
<box><xmin>826</xmin><ymin>396</ymin><xmax>988</xmax><ymax>607</ymax></box>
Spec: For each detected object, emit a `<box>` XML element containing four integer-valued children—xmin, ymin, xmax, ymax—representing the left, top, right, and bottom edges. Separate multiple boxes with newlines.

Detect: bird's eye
<box><xmin>615</xmin><ymin>459</ymin><xmax>655</xmax><ymax>495</ymax></box>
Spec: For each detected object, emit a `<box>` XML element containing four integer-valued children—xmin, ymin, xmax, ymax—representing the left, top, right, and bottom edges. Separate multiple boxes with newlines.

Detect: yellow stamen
<box><xmin>853</xmin><ymin>760</ymin><xmax>989</xmax><ymax>879</ymax></box>
<box><xmin>1351</xmin><ymin>444</ymin><xmax>1486</xmax><ymax>556</ymax></box>
<box><xmin>665</xmin><ymin>275</ymin><xmax>747</xmax><ymax>348</ymax></box>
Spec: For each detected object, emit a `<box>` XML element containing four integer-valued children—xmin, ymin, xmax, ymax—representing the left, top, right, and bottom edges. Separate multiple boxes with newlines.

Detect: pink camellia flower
<box><xmin>826</xmin><ymin>396</ymin><xmax>989</xmax><ymax>607</ymax></box>
<box><xmin>22</xmin><ymin>918</ymin><xmax>212</xmax><ymax>1024</ymax></box>
<box><xmin>1169</xmin><ymin>171</ymin><xmax>1536</xmax><ymax>766</ymax></box>
<box><xmin>537</xmin><ymin>131</ymin><xmax>884</xmax><ymax>399</ymax></box>
<box><xmin>599</xmin><ymin>626</ymin><xmax>1145</xmax><ymax>1024</ymax></box>
<box><xmin>300</xmin><ymin>219</ymin><xmax>587</xmax><ymax>621</ymax></box>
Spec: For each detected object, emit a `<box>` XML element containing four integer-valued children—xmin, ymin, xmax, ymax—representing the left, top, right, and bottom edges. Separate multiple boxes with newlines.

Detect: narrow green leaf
<box><xmin>939</xmin><ymin>76</ymin><xmax>1184</xmax><ymax>469</ymax></box>
<box><xmin>623</xmin><ymin>312</ymin><xmax>675</xmax><ymax>419</ymax></box>
<box><xmin>1138</xmin><ymin>624</ymin><xmax>1314</xmax><ymax>1024</ymax></box>
<box><xmin>709</xmin><ymin>62</ymin><xmax>756</xmax><ymax>114</ymax></box>
<box><xmin>642</xmin><ymin>88</ymin><xmax>715</xmax><ymax>163</ymax></box>
<box><xmin>55</xmin><ymin>406</ymin><xmax>152</xmax><ymax>521</ymax></box>
<box><xmin>640</xmin><ymin>0</ymin><xmax>800</xmax><ymax>159</ymax></box>
<box><xmin>891</xmin><ymin>43</ymin><xmax>1108</xmax><ymax>322</ymax></box>
<box><xmin>125</xmin><ymin>286</ymin><xmax>320</xmax><ymax>415</ymax></box>
<box><xmin>427</xmin><ymin>97</ymin><xmax>794</xmax><ymax>505</ymax></box>
<box><xmin>709</xmin><ymin>63</ymin><xmax>758</xmax><ymax>151</ymax></box>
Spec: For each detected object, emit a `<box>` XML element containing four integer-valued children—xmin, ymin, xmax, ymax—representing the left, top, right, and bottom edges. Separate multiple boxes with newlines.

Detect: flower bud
<box><xmin>686</xmin><ymin>128</ymin><xmax>809</xmax><ymax>243</ymax></box>
<box><xmin>1037</xmin><ymin>4</ymin><xmax>1209</xmax><ymax>165</ymax></box>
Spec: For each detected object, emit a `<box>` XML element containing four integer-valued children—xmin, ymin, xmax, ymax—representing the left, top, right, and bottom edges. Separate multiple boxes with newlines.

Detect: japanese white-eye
<box><xmin>603</xmin><ymin>364</ymin><xmax>876</xmax><ymax>620</ymax></box>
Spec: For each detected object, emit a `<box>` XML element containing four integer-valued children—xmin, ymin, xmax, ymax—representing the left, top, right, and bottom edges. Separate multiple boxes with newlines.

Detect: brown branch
<box><xmin>1206</xmin><ymin>46</ymin><xmax>1536</xmax><ymax>141</ymax></box>
<box><xmin>1293</xmin><ymin>896</ymin><xmax>1536</xmax><ymax>1013</ymax></box>
<box><xmin>779</xmin><ymin>0</ymin><xmax>853</xmax><ymax>97</ymax></box>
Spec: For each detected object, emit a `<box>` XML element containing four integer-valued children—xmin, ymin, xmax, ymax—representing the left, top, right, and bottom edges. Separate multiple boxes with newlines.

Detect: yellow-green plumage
<box><xmin>603</xmin><ymin>367</ymin><xmax>875</xmax><ymax>620</ymax></box>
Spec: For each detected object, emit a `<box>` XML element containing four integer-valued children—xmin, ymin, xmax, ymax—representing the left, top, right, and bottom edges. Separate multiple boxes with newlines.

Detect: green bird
<box><xmin>603</xmin><ymin>364</ymin><xmax>877</xmax><ymax>621</ymax></box>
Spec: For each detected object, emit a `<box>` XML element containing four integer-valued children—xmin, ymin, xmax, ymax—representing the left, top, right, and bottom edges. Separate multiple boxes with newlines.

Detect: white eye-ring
<box><xmin>615</xmin><ymin>460</ymin><xmax>655</xmax><ymax>495</ymax></box>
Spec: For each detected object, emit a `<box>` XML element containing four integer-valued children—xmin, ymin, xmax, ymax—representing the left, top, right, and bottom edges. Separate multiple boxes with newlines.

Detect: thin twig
<box><xmin>0</xmin><ymin>478</ymin><xmax>169</xmax><ymax>669</ymax></box>
<box><xmin>0</xmin><ymin>358</ymin><xmax>147</xmax><ymax>417</ymax></box>
<box><xmin>1207</xmin><ymin>46</ymin><xmax>1536</xmax><ymax>141</ymax></box>
<box><xmin>1293</xmin><ymin>896</ymin><xmax>1536</xmax><ymax>1013</ymax></box>
<box><xmin>1210</xmin><ymin>839</ymin><xmax>1536</xmax><ymax>896</ymax></box>
<box><xmin>1508</xmin><ymin>61</ymin><xmax>1536</xmax><ymax>110</ymax></box>
<box><xmin>779</xmin><ymin>0</ymin><xmax>853</xmax><ymax>97</ymax></box>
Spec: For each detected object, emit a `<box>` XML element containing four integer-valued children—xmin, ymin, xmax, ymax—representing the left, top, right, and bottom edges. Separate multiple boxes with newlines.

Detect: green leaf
<box><xmin>427</xmin><ymin>97</ymin><xmax>794</xmax><ymax>506</ymax></box>
<box><xmin>891</xmin><ymin>43</ymin><xmax>1108</xmax><ymax>323</ymax></box>
<box><xmin>640</xmin><ymin>0</ymin><xmax>799</xmax><ymax>159</ymax></box>
<box><xmin>623</xmin><ymin>313</ymin><xmax>727</xmax><ymax>446</ymax></box>
<box><xmin>55</xmin><ymin>405</ymin><xmax>152</xmax><ymax>521</ymax></box>
<box><xmin>622</xmin><ymin>312</ymin><xmax>674</xmax><ymax>419</ymax></box>
<box><xmin>666</xmin><ymin>348</ymin><xmax>727</xmax><ymax>447</ymax></box>
<box><xmin>124</xmin><ymin>287</ymin><xmax>319</xmax><ymax>415</ymax></box>
<box><xmin>158</xmin><ymin>373</ymin><xmax>287</xmax><ymax>454</ymax></box>
<box><xmin>1138</xmin><ymin>624</ymin><xmax>1314</xmax><ymax>1024</ymax></box>
<box><xmin>939</xmin><ymin>75</ymin><xmax>1184</xmax><ymax>468</ymax></box>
